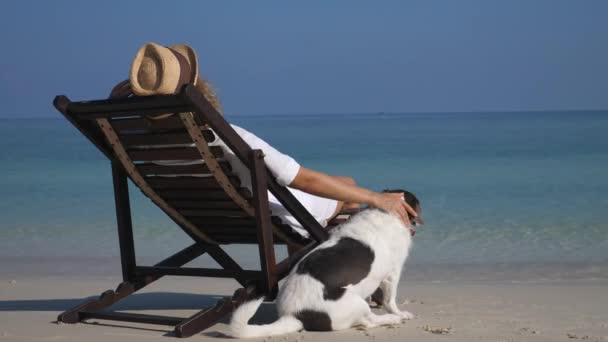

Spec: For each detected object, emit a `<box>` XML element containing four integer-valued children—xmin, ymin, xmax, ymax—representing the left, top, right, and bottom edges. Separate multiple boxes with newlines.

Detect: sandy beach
<box><xmin>1</xmin><ymin>259</ymin><xmax>607</xmax><ymax>342</ymax></box>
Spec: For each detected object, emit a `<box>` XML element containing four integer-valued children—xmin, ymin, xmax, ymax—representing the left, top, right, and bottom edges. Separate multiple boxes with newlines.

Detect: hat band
<box><xmin>167</xmin><ymin>47</ymin><xmax>192</xmax><ymax>92</ymax></box>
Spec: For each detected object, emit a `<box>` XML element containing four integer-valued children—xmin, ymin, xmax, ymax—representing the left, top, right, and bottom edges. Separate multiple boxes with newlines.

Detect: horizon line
<box><xmin>1</xmin><ymin>108</ymin><xmax>607</xmax><ymax>119</ymax></box>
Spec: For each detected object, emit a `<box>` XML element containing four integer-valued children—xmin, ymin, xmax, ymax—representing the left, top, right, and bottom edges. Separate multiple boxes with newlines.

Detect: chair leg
<box><xmin>59</xmin><ymin>243</ymin><xmax>207</xmax><ymax>324</ymax></box>
<box><xmin>174</xmin><ymin>285</ymin><xmax>257</xmax><ymax>338</ymax></box>
<box><xmin>58</xmin><ymin>280</ymin><xmax>140</xmax><ymax>323</ymax></box>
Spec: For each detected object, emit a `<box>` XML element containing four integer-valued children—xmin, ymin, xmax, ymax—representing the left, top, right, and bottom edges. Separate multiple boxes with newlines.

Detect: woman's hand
<box><xmin>290</xmin><ymin>167</ymin><xmax>418</xmax><ymax>227</ymax></box>
<box><xmin>370</xmin><ymin>192</ymin><xmax>418</xmax><ymax>227</ymax></box>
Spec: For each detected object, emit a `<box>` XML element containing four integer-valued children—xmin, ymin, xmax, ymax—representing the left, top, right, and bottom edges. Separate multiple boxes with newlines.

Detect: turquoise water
<box><xmin>1</xmin><ymin>112</ymin><xmax>607</xmax><ymax>264</ymax></box>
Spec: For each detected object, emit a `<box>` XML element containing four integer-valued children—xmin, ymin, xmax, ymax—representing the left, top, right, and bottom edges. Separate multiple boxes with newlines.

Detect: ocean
<box><xmin>1</xmin><ymin>112</ymin><xmax>607</xmax><ymax>270</ymax></box>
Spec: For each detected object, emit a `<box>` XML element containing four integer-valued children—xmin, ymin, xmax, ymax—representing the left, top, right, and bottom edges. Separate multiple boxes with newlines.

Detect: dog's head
<box><xmin>383</xmin><ymin>189</ymin><xmax>424</xmax><ymax>229</ymax></box>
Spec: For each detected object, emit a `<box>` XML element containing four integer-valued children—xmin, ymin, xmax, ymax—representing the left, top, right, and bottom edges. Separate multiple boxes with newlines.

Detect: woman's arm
<box><xmin>289</xmin><ymin>167</ymin><xmax>417</xmax><ymax>225</ymax></box>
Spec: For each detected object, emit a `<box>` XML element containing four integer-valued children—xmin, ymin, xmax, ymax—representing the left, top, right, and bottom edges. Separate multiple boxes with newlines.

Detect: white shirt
<box><xmin>215</xmin><ymin>125</ymin><xmax>301</xmax><ymax>188</ymax></box>
<box><xmin>211</xmin><ymin>125</ymin><xmax>337</xmax><ymax>236</ymax></box>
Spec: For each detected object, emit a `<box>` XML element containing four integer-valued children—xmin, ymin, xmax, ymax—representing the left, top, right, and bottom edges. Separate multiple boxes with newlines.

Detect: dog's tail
<box><xmin>230</xmin><ymin>297</ymin><xmax>303</xmax><ymax>338</ymax></box>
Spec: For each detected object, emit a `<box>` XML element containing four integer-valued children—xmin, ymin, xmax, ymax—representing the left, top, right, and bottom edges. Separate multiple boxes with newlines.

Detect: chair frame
<box><xmin>53</xmin><ymin>84</ymin><xmax>334</xmax><ymax>337</ymax></box>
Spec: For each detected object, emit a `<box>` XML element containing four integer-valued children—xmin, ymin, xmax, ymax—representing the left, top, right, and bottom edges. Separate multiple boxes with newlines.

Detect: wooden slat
<box><xmin>135</xmin><ymin>266</ymin><xmax>262</xmax><ymax>279</ymax></box>
<box><xmin>110</xmin><ymin>115</ymin><xmax>186</xmax><ymax>133</ymax></box>
<box><xmin>168</xmin><ymin>200</ymin><xmax>240</xmax><ymax>209</ymax></box>
<box><xmin>81</xmin><ymin>311</ymin><xmax>183</xmax><ymax>326</ymax></box>
<box><xmin>179</xmin><ymin>209</ymin><xmax>249</xmax><ymax>218</ymax></box>
<box><xmin>188</xmin><ymin>217</ymin><xmax>256</xmax><ymax>227</ymax></box>
<box><xmin>208</xmin><ymin>234</ymin><xmax>255</xmax><ymax>240</ymax></box>
<box><xmin>136</xmin><ymin>162</ymin><xmax>231</xmax><ymax>175</ymax></box>
<box><xmin>199</xmin><ymin>222</ymin><xmax>293</xmax><ymax>231</ymax></box>
<box><xmin>205</xmin><ymin>231</ymin><xmax>257</xmax><ymax>240</ymax></box>
<box><xmin>146</xmin><ymin>176</ymin><xmax>239</xmax><ymax>190</ymax></box>
<box><xmin>127</xmin><ymin>146</ymin><xmax>223</xmax><ymax>162</ymax></box>
<box><xmin>202</xmin><ymin>231</ymin><xmax>300</xmax><ymax>244</ymax></box>
<box><xmin>204</xmin><ymin>232</ymin><xmax>299</xmax><ymax>244</ymax></box>
<box><xmin>202</xmin><ymin>228</ymin><xmax>296</xmax><ymax>240</ymax></box>
<box><xmin>160</xmin><ymin>190</ymin><xmax>229</xmax><ymax>201</ymax></box>
<box><xmin>120</xmin><ymin>130</ymin><xmax>215</xmax><ymax>148</ymax></box>
<box><xmin>199</xmin><ymin>222</ymin><xmax>306</xmax><ymax>245</ymax></box>
<box><xmin>198</xmin><ymin>226</ymin><xmax>257</xmax><ymax>233</ymax></box>
<box><xmin>159</xmin><ymin>188</ymin><xmax>252</xmax><ymax>200</ymax></box>
<box><xmin>209</xmin><ymin>236</ymin><xmax>261</xmax><ymax>244</ymax></box>
<box><xmin>67</xmin><ymin>94</ymin><xmax>191</xmax><ymax>119</ymax></box>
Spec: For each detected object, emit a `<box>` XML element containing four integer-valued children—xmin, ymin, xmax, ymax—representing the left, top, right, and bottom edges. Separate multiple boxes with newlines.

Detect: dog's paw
<box><xmin>380</xmin><ymin>313</ymin><xmax>403</xmax><ymax>325</ymax></box>
<box><xmin>398</xmin><ymin>310</ymin><xmax>415</xmax><ymax>320</ymax></box>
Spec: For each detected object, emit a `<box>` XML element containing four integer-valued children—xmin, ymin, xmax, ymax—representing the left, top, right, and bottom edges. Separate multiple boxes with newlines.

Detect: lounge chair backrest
<box><xmin>95</xmin><ymin>112</ymin><xmax>299</xmax><ymax>245</ymax></box>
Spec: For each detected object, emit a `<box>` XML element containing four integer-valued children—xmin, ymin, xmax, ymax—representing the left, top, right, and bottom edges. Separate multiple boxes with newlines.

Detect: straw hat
<box><xmin>130</xmin><ymin>43</ymin><xmax>198</xmax><ymax>96</ymax></box>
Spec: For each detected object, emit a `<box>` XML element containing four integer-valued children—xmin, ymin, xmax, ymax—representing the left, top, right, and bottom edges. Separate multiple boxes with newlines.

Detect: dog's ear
<box><xmin>403</xmin><ymin>192</ymin><xmax>420</xmax><ymax>210</ymax></box>
<box><xmin>382</xmin><ymin>189</ymin><xmax>420</xmax><ymax>209</ymax></box>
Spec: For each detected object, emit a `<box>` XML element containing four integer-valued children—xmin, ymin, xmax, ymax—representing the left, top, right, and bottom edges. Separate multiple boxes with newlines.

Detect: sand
<box><xmin>1</xmin><ymin>272</ymin><xmax>607</xmax><ymax>342</ymax></box>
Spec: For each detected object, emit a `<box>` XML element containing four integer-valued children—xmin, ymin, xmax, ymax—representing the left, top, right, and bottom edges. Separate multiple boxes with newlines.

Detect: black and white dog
<box><xmin>230</xmin><ymin>190</ymin><xmax>422</xmax><ymax>338</ymax></box>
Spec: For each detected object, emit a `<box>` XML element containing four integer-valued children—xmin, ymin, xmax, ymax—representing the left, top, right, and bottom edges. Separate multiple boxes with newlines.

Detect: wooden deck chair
<box><xmin>53</xmin><ymin>84</ymin><xmax>356</xmax><ymax>337</ymax></box>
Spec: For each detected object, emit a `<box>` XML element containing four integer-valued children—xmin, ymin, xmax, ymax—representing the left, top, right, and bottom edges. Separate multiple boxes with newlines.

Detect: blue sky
<box><xmin>0</xmin><ymin>0</ymin><xmax>606</xmax><ymax>117</ymax></box>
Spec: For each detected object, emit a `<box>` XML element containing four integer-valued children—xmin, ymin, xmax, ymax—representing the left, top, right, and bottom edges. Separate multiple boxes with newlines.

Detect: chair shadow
<box><xmin>0</xmin><ymin>292</ymin><xmax>224</xmax><ymax>311</ymax></box>
<box><xmin>1</xmin><ymin>292</ymin><xmax>279</xmax><ymax>338</ymax></box>
<box><xmin>0</xmin><ymin>292</ymin><xmax>277</xmax><ymax>338</ymax></box>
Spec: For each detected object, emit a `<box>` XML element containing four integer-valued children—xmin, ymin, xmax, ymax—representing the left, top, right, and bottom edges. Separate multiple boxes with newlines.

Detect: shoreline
<box><xmin>2</xmin><ymin>256</ymin><xmax>607</xmax><ymax>283</ymax></box>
